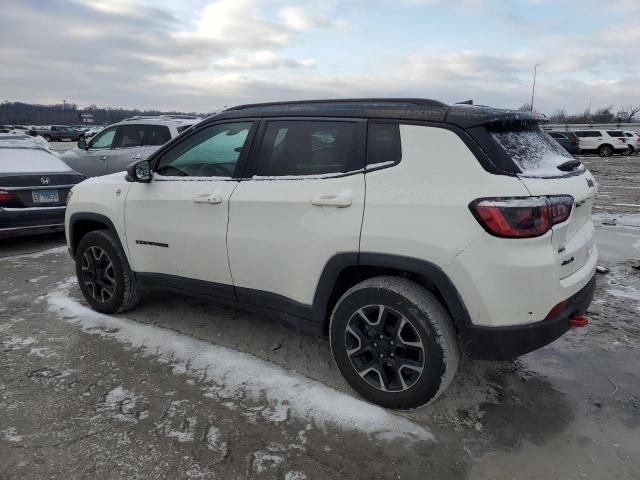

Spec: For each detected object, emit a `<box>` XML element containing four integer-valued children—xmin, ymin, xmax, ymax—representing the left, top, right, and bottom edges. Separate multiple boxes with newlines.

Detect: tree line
<box><xmin>517</xmin><ymin>103</ymin><xmax>640</xmax><ymax>123</ymax></box>
<box><xmin>0</xmin><ymin>101</ymin><xmax>211</xmax><ymax>126</ymax></box>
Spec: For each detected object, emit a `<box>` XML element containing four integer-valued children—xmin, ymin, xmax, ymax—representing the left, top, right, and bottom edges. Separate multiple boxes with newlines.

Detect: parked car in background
<box><xmin>622</xmin><ymin>131</ymin><xmax>640</xmax><ymax>155</ymax></box>
<box><xmin>31</xmin><ymin>125</ymin><xmax>85</xmax><ymax>142</ymax></box>
<box><xmin>84</xmin><ymin>125</ymin><xmax>105</xmax><ymax>138</ymax></box>
<box><xmin>66</xmin><ymin>99</ymin><xmax>596</xmax><ymax>409</ymax></box>
<box><xmin>573</xmin><ymin>129</ymin><xmax>627</xmax><ymax>157</ymax></box>
<box><xmin>547</xmin><ymin>131</ymin><xmax>580</xmax><ymax>155</ymax></box>
<box><xmin>60</xmin><ymin>115</ymin><xmax>200</xmax><ymax>177</ymax></box>
<box><xmin>0</xmin><ymin>134</ymin><xmax>84</xmax><ymax>238</ymax></box>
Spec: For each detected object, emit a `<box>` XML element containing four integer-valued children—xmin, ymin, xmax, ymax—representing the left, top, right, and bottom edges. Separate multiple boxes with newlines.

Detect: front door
<box><xmin>124</xmin><ymin>121</ymin><xmax>257</xmax><ymax>298</ymax></box>
<box><xmin>80</xmin><ymin>126</ymin><xmax>118</xmax><ymax>176</ymax></box>
<box><xmin>227</xmin><ymin>118</ymin><xmax>366</xmax><ymax>309</ymax></box>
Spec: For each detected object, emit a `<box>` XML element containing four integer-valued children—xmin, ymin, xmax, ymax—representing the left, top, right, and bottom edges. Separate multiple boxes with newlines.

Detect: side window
<box><xmin>143</xmin><ymin>125</ymin><xmax>171</xmax><ymax>146</ymax></box>
<box><xmin>90</xmin><ymin>127</ymin><xmax>118</xmax><ymax>149</ymax></box>
<box><xmin>589</xmin><ymin>131</ymin><xmax>602</xmax><ymax>137</ymax></box>
<box><xmin>255</xmin><ymin>120</ymin><xmax>359</xmax><ymax>176</ymax></box>
<box><xmin>114</xmin><ymin>124</ymin><xmax>145</xmax><ymax>148</ymax></box>
<box><xmin>156</xmin><ymin>122</ymin><xmax>252</xmax><ymax>177</ymax></box>
<box><xmin>367</xmin><ymin>122</ymin><xmax>401</xmax><ymax>167</ymax></box>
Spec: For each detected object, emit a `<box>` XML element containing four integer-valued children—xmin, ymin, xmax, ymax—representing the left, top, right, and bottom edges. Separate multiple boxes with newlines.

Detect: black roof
<box><xmin>206</xmin><ymin>98</ymin><xmax>539</xmax><ymax>129</ymax></box>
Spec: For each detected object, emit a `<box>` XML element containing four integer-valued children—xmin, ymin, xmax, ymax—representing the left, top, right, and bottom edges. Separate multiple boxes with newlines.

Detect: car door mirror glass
<box><xmin>126</xmin><ymin>159</ymin><xmax>151</xmax><ymax>183</ymax></box>
<box><xmin>78</xmin><ymin>138</ymin><xmax>87</xmax><ymax>150</ymax></box>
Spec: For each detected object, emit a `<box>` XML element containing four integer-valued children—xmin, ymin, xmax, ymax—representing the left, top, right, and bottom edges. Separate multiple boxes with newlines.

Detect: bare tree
<box><xmin>617</xmin><ymin>105</ymin><xmax>640</xmax><ymax>123</ymax></box>
<box><xmin>517</xmin><ymin>103</ymin><xmax>532</xmax><ymax>112</ymax></box>
<box><xmin>550</xmin><ymin>109</ymin><xmax>567</xmax><ymax>122</ymax></box>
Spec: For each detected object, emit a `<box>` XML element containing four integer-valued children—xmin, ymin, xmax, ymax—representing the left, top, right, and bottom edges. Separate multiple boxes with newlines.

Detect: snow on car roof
<box><xmin>0</xmin><ymin>134</ymin><xmax>51</xmax><ymax>151</ymax></box>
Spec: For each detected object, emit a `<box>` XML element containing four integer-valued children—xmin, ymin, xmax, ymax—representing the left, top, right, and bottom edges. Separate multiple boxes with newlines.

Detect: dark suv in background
<box><xmin>547</xmin><ymin>131</ymin><xmax>580</xmax><ymax>155</ymax></box>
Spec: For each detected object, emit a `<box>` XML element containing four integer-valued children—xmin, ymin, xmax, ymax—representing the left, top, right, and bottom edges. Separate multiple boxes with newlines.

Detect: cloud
<box><xmin>0</xmin><ymin>0</ymin><xmax>637</xmax><ymax>115</ymax></box>
<box><xmin>213</xmin><ymin>51</ymin><xmax>316</xmax><ymax>70</ymax></box>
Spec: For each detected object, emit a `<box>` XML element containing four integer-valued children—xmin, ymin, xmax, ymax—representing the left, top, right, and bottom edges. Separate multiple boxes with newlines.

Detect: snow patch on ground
<box><xmin>593</xmin><ymin>213</ymin><xmax>640</xmax><ymax>228</ymax></box>
<box><xmin>607</xmin><ymin>286</ymin><xmax>640</xmax><ymax>302</ymax></box>
<box><xmin>46</xmin><ymin>278</ymin><xmax>433</xmax><ymax>441</ymax></box>
<box><xmin>285</xmin><ymin>472</ymin><xmax>307</xmax><ymax>480</ymax></box>
<box><xmin>3</xmin><ymin>336</ymin><xmax>36</xmax><ymax>348</ymax></box>
<box><xmin>97</xmin><ymin>386</ymin><xmax>139</xmax><ymax>421</ymax></box>
<box><xmin>29</xmin><ymin>347</ymin><xmax>57</xmax><ymax>358</ymax></box>
<box><xmin>252</xmin><ymin>451</ymin><xmax>284</xmax><ymax>473</ymax></box>
<box><xmin>2</xmin><ymin>427</ymin><xmax>23</xmax><ymax>442</ymax></box>
<box><xmin>0</xmin><ymin>246</ymin><xmax>67</xmax><ymax>262</ymax></box>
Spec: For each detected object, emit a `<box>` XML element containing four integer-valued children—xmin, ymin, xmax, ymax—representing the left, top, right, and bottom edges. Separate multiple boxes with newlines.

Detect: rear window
<box><xmin>490</xmin><ymin>124</ymin><xmax>582</xmax><ymax>177</ymax></box>
<box><xmin>575</xmin><ymin>131</ymin><xmax>600</xmax><ymax>138</ymax></box>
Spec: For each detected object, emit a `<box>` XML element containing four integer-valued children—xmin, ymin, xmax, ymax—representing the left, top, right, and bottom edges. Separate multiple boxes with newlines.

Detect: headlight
<box><xmin>65</xmin><ymin>189</ymin><xmax>74</xmax><ymax>205</ymax></box>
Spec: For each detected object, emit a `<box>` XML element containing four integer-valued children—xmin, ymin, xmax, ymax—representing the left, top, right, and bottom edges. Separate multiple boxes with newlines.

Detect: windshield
<box><xmin>490</xmin><ymin>124</ymin><xmax>583</xmax><ymax>177</ymax></box>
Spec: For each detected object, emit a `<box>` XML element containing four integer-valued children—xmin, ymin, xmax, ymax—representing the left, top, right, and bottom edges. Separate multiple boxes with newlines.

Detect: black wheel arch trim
<box><xmin>312</xmin><ymin>252</ymin><xmax>473</xmax><ymax>333</ymax></box>
<box><xmin>68</xmin><ymin>212</ymin><xmax>125</xmax><ymax>259</ymax></box>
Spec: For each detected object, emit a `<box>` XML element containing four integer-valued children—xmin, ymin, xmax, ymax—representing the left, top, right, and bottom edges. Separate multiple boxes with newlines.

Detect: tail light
<box><xmin>0</xmin><ymin>190</ymin><xmax>14</xmax><ymax>202</ymax></box>
<box><xmin>470</xmin><ymin>196</ymin><xmax>573</xmax><ymax>238</ymax></box>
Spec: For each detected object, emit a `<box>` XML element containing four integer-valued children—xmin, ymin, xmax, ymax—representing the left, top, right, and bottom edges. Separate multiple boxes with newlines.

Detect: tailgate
<box><xmin>519</xmin><ymin>170</ymin><xmax>597</xmax><ymax>279</ymax></box>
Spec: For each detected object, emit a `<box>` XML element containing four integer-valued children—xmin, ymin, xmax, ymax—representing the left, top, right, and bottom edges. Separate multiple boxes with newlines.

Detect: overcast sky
<box><xmin>1</xmin><ymin>0</ymin><xmax>638</xmax><ymax>113</ymax></box>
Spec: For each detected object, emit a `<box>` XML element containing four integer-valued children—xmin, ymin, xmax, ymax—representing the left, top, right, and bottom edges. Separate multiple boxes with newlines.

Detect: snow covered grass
<box><xmin>46</xmin><ymin>278</ymin><xmax>433</xmax><ymax>442</ymax></box>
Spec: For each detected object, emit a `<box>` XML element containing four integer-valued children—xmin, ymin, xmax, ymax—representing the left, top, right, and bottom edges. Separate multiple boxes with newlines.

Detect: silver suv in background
<box><xmin>61</xmin><ymin>115</ymin><xmax>200</xmax><ymax>177</ymax></box>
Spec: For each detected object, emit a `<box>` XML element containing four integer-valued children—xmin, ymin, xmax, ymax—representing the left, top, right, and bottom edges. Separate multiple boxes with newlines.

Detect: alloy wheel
<box><xmin>345</xmin><ymin>305</ymin><xmax>425</xmax><ymax>392</ymax></box>
<box><xmin>81</xmin><ymin>246</ymin><xmax>116</xmax><ymax>303</ymax></box>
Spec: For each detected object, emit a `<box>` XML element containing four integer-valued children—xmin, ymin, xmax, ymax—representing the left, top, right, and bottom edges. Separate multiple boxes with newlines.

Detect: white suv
<box><xmin>65</xmin><ymin>99</ymin><xmax>597</xmax><ymax>409</ymax></box>
<box><xmin>573</xmin><ymin>129</ymin><xmax>628</xmax><ymax>157</ymax></box>
<box><xmin>61</xmin><ymin>115</ymin><xmax>200</xmax><ymax>177</ymax></box>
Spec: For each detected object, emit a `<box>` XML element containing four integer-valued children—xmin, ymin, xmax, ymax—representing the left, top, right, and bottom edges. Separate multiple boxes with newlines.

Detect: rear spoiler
<box><xmin>445</xmin><ymin>105</ymin><xmax>542</xmax><ymax>129</ymax></box>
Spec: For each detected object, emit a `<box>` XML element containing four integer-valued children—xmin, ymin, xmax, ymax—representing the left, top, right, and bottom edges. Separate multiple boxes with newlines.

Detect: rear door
<box><xmin>227</xmin><ymin>118</ymin><xmax>366</xmax><ymax>310</ymax></box>
<box><xmin>490</xmin><ymin>125</ymin><xmax>597</xmax><ymax>279</ymax></box>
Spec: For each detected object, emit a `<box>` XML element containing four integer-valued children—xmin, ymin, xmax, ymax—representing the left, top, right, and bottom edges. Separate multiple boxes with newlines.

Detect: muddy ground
<box><xmin>1</xmin><ymin>155</ymin><xmax>639</xmax><ymax>480</ymax></box>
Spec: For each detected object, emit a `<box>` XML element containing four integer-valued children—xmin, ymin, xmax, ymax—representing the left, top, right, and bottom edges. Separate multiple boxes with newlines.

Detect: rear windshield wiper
<box><xmin>556</xmin><ymin>159</ymin><xmax>582</xmax><ymax>172</ymax></box>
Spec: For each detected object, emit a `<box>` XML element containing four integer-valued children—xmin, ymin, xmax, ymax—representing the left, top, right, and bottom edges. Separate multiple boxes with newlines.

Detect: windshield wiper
<box><xmin>556</xmin><ymin>159</ymin><xmax>582</xmax><ymax>172</ymax></box>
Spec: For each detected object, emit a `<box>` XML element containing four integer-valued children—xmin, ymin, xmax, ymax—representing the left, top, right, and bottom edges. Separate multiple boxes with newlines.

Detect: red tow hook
<box><xmin>568</xmin><ymin>315</ymin><xmax>589</xmax><ymax>327</ymax></box>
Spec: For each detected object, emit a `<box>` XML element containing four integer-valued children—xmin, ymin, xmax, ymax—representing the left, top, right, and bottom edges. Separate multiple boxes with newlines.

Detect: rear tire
<box><xmin>623</xmin><ymin>146</ymin><xmax>633</xmax><ymax>156</ymax></box>
<box><xmin>598</xmin><ymin>144</ymin><xmax>613</xmax><ymax>157</ymax></box>
<box><xmin>329</xmin><ymin>276</ymin><xmax>460</xmax><ymax>409</ymax></box>
<box><xmin>75</xmin><ymin>230</ymin><xmax>142</xmax><ymax>314</ymax></box>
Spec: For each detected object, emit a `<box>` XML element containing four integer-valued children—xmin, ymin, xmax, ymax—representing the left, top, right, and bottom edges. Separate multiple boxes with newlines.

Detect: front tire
<box><xmin>75</xmin><ymin>230</ymin><xmax>142</xmax><ymax>314</ymax></box>
<box><xmin>329</xmin><ymin>276</ymin><xmax>460</xmax><ymax>409</ymax></box>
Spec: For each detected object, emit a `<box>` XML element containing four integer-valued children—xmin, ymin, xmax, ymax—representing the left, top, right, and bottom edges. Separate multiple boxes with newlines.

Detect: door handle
<box><xmin>192</xmin><ymin>192</ymin><xmax>223</xmax><ymax>204</ymax></box>
<box><xmin>311</xmin><ymin>190</ymin><xmax>352</xmax><ymax>208</ymax></box>
<box><xmin>99</xmin><ymin>156</ymin><xmax>107</xmax><ymax>161</ymax></box>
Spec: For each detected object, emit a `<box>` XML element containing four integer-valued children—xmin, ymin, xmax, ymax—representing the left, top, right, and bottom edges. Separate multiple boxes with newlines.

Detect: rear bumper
<box><xmin>460</xmin><ymin>274</ymin><xmax>596</xmax><ymax>360</ymax></box>
<box><xmin>0</xmin><ymin>207</ymin><xmax>66</xmax><ymax>238</ymax></box>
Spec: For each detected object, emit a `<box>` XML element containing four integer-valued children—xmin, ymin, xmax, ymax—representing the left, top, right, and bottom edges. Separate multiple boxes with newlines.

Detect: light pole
<box><xmin>530</xmin><ymin>64</ymin><xmax>540</xmax><ymax>112</ymax></box>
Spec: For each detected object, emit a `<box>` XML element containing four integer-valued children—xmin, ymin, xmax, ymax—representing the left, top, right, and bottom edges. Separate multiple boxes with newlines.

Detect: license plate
<box><xmin>32</xmin><ymin>190</ymin><xmax>59</xmax><ymax>203</ymax></box>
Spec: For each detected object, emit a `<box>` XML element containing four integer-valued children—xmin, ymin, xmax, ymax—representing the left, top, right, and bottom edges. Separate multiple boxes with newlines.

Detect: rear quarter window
<box><xmin>490</xmin><ymin>124</ymin><xmax>582</xmax><ymax>177</ymax></box>
<box><xmin>606</xmin><ymin>131</ymin><xmax>624</xmax><ymax>137</ymax></box>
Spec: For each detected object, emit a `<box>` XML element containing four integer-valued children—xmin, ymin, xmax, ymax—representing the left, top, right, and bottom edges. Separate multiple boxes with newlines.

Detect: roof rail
<box><xmin>122</xmin><ymin>114</ymin><xmax>202</xmax><ymax>122</ymax></box>
<box><xmin>225</xmin><ymin>98</ymin><xmax>448</xmax><ymax>112</ymax></box>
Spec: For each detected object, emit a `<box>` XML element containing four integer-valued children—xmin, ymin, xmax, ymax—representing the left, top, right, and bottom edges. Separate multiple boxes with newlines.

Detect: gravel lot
<box><xmin>1</xmin><ymin>154</ymin><xmax>639</xmax><ymax>479</ymax></box>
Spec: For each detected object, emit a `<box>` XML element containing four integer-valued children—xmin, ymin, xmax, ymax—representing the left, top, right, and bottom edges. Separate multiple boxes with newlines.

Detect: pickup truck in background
<box><xmin>30</xmin><ymin>125</ymin><xmax>85</xmax><ymax>142</ymax></box>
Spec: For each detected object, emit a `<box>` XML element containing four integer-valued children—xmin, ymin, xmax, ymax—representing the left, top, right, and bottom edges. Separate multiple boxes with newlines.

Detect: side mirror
<box><xmin>126</xmin><ymin>159</ymin><xmax>152</xmax><ymax>183</ymax></box>
<box><xmin>78</xmin><ymin>138</ymin><xmax>87</xmax><ymax>150</ymax></box>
